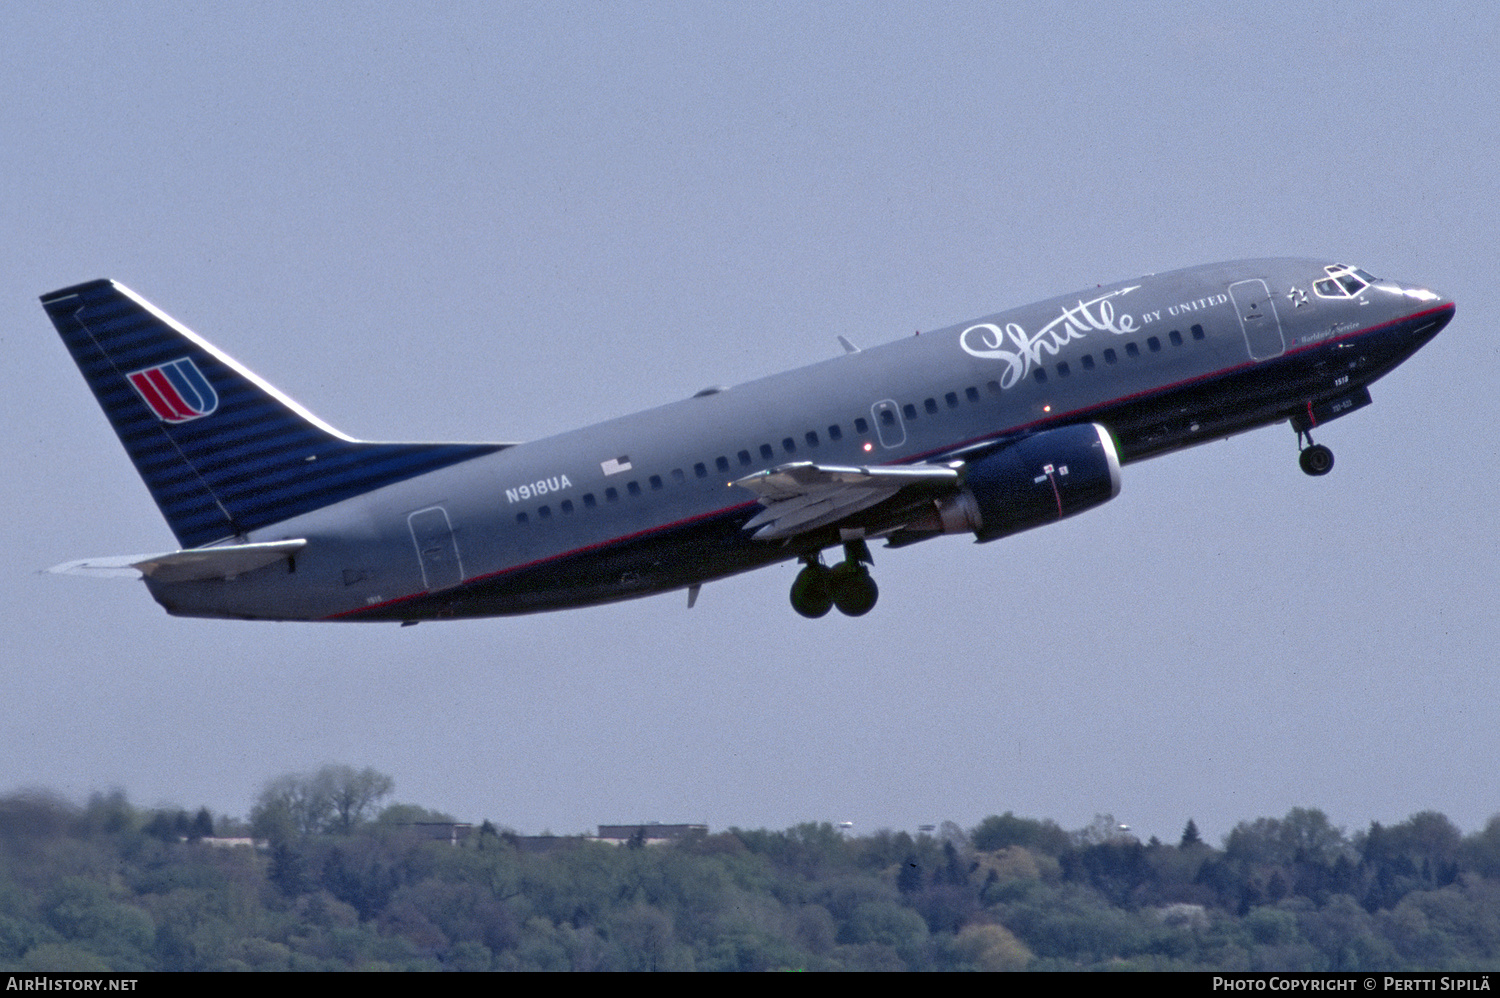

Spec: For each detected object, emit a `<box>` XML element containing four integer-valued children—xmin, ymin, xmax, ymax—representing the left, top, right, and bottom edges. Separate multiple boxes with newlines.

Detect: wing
<box><xmin>734</xmin><ymin>462</ymin><xmax>958</xmax><ymax>541</ymax></box>
<box><xmin>48</xmin><ymin>539</ymin><xmax>306</xmax><ymax>583</ymax></box>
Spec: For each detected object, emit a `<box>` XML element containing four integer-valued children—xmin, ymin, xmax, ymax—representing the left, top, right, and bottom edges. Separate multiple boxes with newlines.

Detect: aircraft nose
<box><xmin>1388</xmin><ymin>278</ymin><xmax>1446</xmax><ymax>307</ymax></box>
<box><xmin>1389</xmin><ymin>278</ymin><xmax>1456</xmax><ymax>346</ymax></box>
<box><xmin>1367</xmin><ymin>274</ymin><xmax>1451</xmax><ymax>324</ymax></box>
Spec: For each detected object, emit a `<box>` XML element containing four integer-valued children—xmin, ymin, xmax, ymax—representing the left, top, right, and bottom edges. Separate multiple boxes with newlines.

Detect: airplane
<box><xmin>40</xmin><ymin>258</ymin><xmax>1453</xmax><ymax>622</ymax></box>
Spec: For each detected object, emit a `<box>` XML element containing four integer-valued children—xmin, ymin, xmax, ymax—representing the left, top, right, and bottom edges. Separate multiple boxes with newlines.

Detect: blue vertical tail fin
<box><xmin>42</xmin><ymin>280</ymin><xmax>503</xmax><ymax>548</ymax></box>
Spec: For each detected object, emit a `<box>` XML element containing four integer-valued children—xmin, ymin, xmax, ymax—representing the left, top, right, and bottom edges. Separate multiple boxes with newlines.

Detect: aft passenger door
<box><xmin>408</xmin><ymin>506</ymin><xmax>464</xmax><ymax>591</ymax></box>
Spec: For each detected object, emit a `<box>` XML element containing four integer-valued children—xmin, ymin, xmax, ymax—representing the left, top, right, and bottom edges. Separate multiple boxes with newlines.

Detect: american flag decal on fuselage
<box><xmin>126</xmin><ymin>357</ymin><xmax>219</xmax><ymax>423</ymax></box>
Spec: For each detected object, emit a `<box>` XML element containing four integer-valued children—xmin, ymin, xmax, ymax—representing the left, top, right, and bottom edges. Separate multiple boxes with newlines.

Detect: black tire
<box><xmin>830</xmin><ymin>562</ymin><xmax>879</xmax><ymax>617</ymax></box>
<box><xmin>1299</xmin><ymin>444</ymin><xmax>1334</xmax><ymax>476</ymax></box>
<box><xmin>790</xmin><ymin>564</ymin><xmax>834</xmax><ymax>618</ymax></box>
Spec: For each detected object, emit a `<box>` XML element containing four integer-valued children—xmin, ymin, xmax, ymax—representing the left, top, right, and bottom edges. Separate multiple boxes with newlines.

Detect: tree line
<box><xmin>2</xmin><ymin>768</ymin><xmax>1498</xmax><ymax>970</ymax></box>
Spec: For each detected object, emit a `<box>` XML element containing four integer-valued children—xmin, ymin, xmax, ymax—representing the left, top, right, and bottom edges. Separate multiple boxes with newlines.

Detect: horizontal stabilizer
<box><xmin>48</xmin><ymin>539</ymin><xmax>306</xmax><ymax>583</ymax></box>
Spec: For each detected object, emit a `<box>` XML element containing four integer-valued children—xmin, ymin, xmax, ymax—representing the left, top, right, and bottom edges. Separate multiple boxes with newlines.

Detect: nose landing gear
<box><xmin>790</xmin><ymin>540</ymin><xmax>879</xmax><ymax>618</ymax></box>
<box><xmin>1296</xmin><ymin>428</ymin><xmax>1335</xmax><ymax>477</ymax></box>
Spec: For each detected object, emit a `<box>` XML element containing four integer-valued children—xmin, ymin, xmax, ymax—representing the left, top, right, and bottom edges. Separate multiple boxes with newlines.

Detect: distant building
<box><xmin>512</xmin><ymin>833</ymin><xmax>587</xmax><ymax>854</ymax></box>
<box><xmin>594</xmin><ymin>823</ymin><xmax>707</xmax><ymax>846</ymax></box>
<box><xmin>397</xmin><ymin>822</ymin><xmax>711</xmax><ymax>854</ymax></box>
<box><xmin>393</xmin><ymin>822</ymin><xmax>474</xmax><ymax>845</ymax></box>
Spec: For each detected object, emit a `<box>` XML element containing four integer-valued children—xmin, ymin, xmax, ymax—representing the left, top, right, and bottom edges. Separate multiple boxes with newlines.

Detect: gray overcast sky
<box><xmin>4</xmin><ymin>2</ymin><xmax>1497</xmax><ymax>846</ymax></box>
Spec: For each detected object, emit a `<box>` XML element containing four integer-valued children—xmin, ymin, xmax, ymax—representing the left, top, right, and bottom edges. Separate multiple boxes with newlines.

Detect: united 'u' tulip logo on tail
<box><xmin>127</xmin><ymin>358</ymin><xmax>219</xmax><ymax>423</ymax></box>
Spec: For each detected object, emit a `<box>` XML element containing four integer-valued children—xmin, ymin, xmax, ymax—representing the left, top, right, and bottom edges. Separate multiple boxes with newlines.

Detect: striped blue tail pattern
<box><xmin>42</xmin><ymin>280</ymin><xmax>502</xmax><ymax>548</ymax></box>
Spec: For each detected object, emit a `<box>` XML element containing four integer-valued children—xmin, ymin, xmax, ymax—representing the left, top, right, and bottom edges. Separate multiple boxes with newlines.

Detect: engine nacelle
<box><xmin>931</xmin><ymin>423</ymin><xmax>1122</xmax><ymax>542</ymax></box>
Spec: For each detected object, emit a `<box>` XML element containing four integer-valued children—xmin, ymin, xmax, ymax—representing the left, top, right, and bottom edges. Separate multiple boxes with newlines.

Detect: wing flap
<box><xmin>734</xmin><ymin>462</ymin><xmax>958</xmax><ymax>541</ymax></box>
<box><xmin>48</xmin><ymin>539</ymin><xmax>307</xmax><ymax>583</ymax></box>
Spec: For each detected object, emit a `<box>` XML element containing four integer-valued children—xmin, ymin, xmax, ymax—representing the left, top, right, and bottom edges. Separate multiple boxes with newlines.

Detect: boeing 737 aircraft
<box><xmin>41</xmin><ymin>259</ymin><xmax>1452</xmax><ymax>621</ymax></box>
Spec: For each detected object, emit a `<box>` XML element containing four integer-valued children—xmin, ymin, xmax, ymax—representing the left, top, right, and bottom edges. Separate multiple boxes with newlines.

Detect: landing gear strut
<box><xmin>1296</xmin><ymin>428</ymin><xmax>1335</xmax><ymax>477</ymax></box>
<box><xmin>790</xmin><ymin>540</ymin><xmax>879</xmax><ymax>618</ymax></box>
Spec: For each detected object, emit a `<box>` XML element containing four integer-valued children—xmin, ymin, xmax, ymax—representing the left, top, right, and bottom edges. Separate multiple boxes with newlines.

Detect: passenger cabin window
<box><xmin>827</xmin><ymin>424</ymin><xmax>843</xmax><ymax>441</ymax></box>
<box><xmin>945</xmin><ymin>392</ymin><xmax>959</xmax><ymax>408</ymax></box>
<box><xmin>649</xmin><ymin>474</ymin><xmax>662</xmax><ymax>490</ymax></box>
<box><xmin>760</xmin><ymin>443</ymin><xmax>774</xmax><ymax>460</ymax></box>
<box><xmin>693</xmin><ymin>462</ymin><xmax>707</xmax><ymax>479</ymax></box>
<box><xmin>854</xmin><ymin>417</ymin><xmax>869</xmax><ymax>433</ymax></box>
<box><xmin>606</xmin><ymin>487</ymin><xmax>619</xmax><ymax>502</ymax></box>
<box><xmin>1081</xmin><ymin>354</ymin><xmax>1096</xmax><ymax>370</ymax></box>
<box><xmin>538</xmin><ymin>505</ymin><xmax>551</xmax><ymax>520</ymax></box>
<box><xmin>1169</xmin><ymin>330</ymin><xmax>1183</xmax><ymax>346</ymax></box>
<box><xmin>672</xmin><ymin>468</ymin><xmax>685</xmax><ymax>483</ymax></box>
<box><xmin>902</xmin><ymin>403</ymin><xmax>917</xmax><ymax>420</ymax></box>
<box><xmin>1191</xmin><ymin>324</ymin><xmax>1205</xmax><ymax>341</ymax></box>
<box><xmin>1147</xmin><ymin>336</ymin><xmax>1161</xmax><ymax>352</ymax></box>
<box><xmin>965</xmin><ymin>386</ymin><xmax>979</xmax><ymax>402</ymax></box>
<box><xmin>1057</xmin><ymin>361</ymin><xmax>1070</xmax><ymax>377</ymax></box>
<box><xmin>782</xmin><ymin>437</ymin><xmax>796</xmax><ymax>454</ymax></box>
<box><xmin>738</xmin><ymin>449</ymin><xmax>752</xmax><ymax>466</ymax></box>
<box><xmin>1104</xmin><ymin>348</ymin><xmax>1117</xmax><ymax>364</ymax></box>
<box><xmin>716</xmin><ymin>456</ymin><xmax>730</xmax><ymax>472</ymax></box>
<box><xmin>924</xmin><ymin>398</ymin><xmax>939</xmax><ymax>415</ymax></box>
<box><xmin>516</xmin><ymin>511</ymin><xmax>528</xmax><ymax>524</ymax></box>
<box><xmin>1033</xmin><ymin>367</ymin><xmax>1047</xmax><ymax>383</ymax></box>
<box><xmin>561</xmin><ymin>499</ymin><xmax>574</xmax><ymax>514</ymax></box>
<box><xmin>583</xmin><ymin>493</ymin><xmax>597</xmax><ymax>509</ymax></box>
<box><xmin>1125</xmin><ymin>342</ymin><xmax>1140</xmax><ymax>358</ymax></box>
<box><xmin>627</xmin><ymin>481</ymin><xmax>641</xmax><ymax>497</ymax></box>
<box><xmin>804</xmin><ymin>431</ymin><xmax>819</xmax><ymax>447</ymax></box>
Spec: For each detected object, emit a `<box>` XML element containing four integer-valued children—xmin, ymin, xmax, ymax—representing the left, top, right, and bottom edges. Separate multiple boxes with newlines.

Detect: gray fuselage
<box><xmin>146</xmin><ymin>258</ymin><xmax>1453</xmax><ymax>621</ymax></box>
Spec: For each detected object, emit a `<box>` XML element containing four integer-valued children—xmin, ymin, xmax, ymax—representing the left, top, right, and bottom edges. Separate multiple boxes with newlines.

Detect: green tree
<box><xmin>251</xmin><ymin>775</ymin><xmax>327</xmax><ymax>842</ymax></box>
<box><xmin>320</xmin><ymin>766</ymin><xmax>395</xmax><ymax>834</ymax></box>
<box><xmin>1279</xmin><ymin>808</ymin><xmax>1347</xmax><ymax>866</ymax></box>
<box><xmin>250</xmin><ymin>765</ymin><xmax>394</xmax><ymax>840</ymax></box>
<box><xmin>971</xmin><ymin>812</ymin><xmax>1070</xmax><ymax>855</ymax></box>
<box><xmin>377</xmin><ymin>803</ymin><xmax>456</xmax><ymax>825</ymax></box>
<box><xmin>1463</xmin><ymin>814</ymin><xmax>1500</xmax><ymax>878</ymax></box>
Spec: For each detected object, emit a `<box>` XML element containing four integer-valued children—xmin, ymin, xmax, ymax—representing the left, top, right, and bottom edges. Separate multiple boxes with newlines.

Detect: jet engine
<box><xmin>926</xmin><ymin>423</ymin><xmax>1122</xmax><ymax>542</ymax></box>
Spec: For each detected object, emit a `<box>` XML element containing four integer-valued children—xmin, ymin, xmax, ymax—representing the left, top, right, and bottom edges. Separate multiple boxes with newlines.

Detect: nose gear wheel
<box><xmin>1295</xmin><ymin>428</ymin><xmax>1335</xmax><ymax>476</ymax></box>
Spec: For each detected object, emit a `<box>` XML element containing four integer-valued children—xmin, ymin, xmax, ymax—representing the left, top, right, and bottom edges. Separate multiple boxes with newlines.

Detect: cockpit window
<box><xmin>1313</xmin><ymin>264</ymin><xmax>1378</xmax><ymax>299</ymax></box>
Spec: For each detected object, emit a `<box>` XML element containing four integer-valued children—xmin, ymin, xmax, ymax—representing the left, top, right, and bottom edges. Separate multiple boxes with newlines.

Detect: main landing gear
<box><xmin>790</xmin><ymin>540</ymin><xmax>879</xmax><ymax>618</ymax></box>
<box><xmin>1296</xmin><ymin>429</ymin><xmax>1335</xmax><ymax>477</ymax></box>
